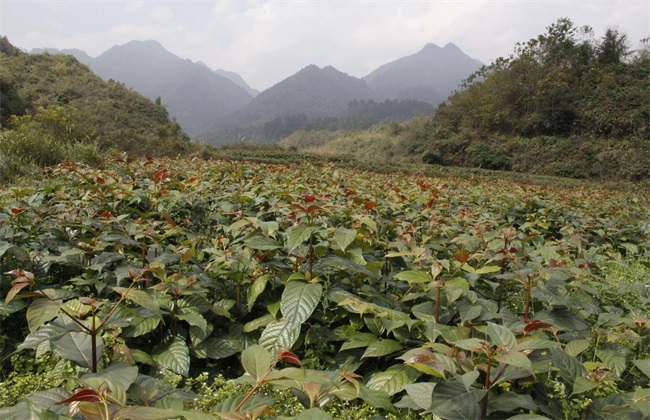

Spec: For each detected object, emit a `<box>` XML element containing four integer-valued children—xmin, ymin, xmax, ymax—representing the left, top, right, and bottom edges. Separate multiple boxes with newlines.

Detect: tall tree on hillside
<box><xmin>597</xmin><ymin>28</ymin><xmax>630</xmax><ymax>65</ymax></box>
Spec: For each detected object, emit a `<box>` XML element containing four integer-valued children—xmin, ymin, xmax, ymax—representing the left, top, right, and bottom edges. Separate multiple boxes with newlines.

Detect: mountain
<box><xmin>364</xmin><ymin>43</ymin><xmax>483</xmax><ymax>105</ymax></box>
<box><xmin>216</xmin><ymin>65</ymin><xmax>375</xmax><ymax>129</ymax></box>
<box><xmin>214</xmin><ymin>69</ymin><xmax>259</xmax><ymax>97</ymax></box>
<box><xmin>87</xmin><ymin>40</ymin><xmax>253</xmax><ymax>136</ymax></box>
<box><xmin>30</xmin><ymin>47</ymin><xmax>94</xmax><ymax>65</ymax></box>
<box><xmin>0</xmin><ymin>36</ymin><xmax>191</xmax><ymax>170</ymax></box>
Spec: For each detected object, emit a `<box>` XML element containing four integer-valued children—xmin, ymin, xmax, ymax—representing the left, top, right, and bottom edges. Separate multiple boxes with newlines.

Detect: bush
<box><xmin>465</xmin><ymin>141</ymin><xmax>512</xmax><ymax>170</ymax></box>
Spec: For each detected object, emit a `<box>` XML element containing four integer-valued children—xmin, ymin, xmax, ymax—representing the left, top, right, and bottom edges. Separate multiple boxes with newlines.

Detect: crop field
<box><xmin>0</xmin><ymin>156</ymin><xmax>648</xmax><ymax>419</ymax></box>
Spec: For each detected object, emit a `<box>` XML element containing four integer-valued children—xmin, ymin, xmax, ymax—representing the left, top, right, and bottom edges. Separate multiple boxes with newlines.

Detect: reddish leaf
<box><xmin>304</xmin><ymin>194</ymin><xmax>316</xmax><ymax>203</ymax></box>
<box><xmin>306</xmin><ymin>205</ymin><xmax>322</xmax><ymax>214</ymax></box>
<box><xmin>278</xmin><ymin>349</ymin><xmax>302</xmax><ymax>367</ymax></box>
<box><xmin>99</xmin><ymin>211</ymin><xmax>113</xmax><ymax>218</ymax></box>
<box><xmin>10</xmin><ymin>208</ymin><xmax>25</xmax><ymax>215</ymax></box>
<box><xmin>290</xmin><ymin>203</ymin><xmax>307</xmax><ymax>213</ymax></box>
<box><xmin>56</xmin><ymin>388</ymin><xmax>103</xmax><ymax>404</ymax></box>
<box><xmin>454</xmin><ymin>248</ymin><xmax>470</xmax><ymax>264</ymax></box>
<box><xmin>524</xmin><ymin>320</ymin><xmax>553</xmax><ymax>334</ymax></box>
<box><xmin>5</xmin><ymin>281</ymin><xmax>31</xmax><ymax>304</ymax></box>
<box><xmin>364</xmin><ymin>201</ymin><xmax>377</xmax><ymax>211</ymax></box>
<box><xmin>6</xmin><ymin>269</ymin><xmax>34</xmax><ymax>282</ymax></box>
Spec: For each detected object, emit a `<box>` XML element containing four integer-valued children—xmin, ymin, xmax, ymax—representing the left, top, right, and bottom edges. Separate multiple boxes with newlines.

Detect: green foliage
<box><xmin>0</xmin><ymin>48</ymin><xmax>193</xmax><ymax>182</ymax></box>
<box><xmin>305</xmin><ymin>19</ymin><xmax>647</xmax><ymax>182</ymax></box>
<box><xmin>0</xmin><ymin>156</ymin><xmax>648</xmax><ymax>418</ymax></box>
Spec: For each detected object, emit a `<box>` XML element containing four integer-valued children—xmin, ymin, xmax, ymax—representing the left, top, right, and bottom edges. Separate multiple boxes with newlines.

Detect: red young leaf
<box><xmin>6</xmin><ymin>269</ymin><xmax>34</xmax><ymax>282</ymax></box>
<box><xmin>524</xmin><ymin>320</ymin><xmax>553</xmax><ymax>334</ymax></box>
<box><xmin>5</xmin><ymin>281</ymin><xmax>31</xmax><ymax>304</ymax></box>
<box><xmin>306</xmin><ymin>205</ymin><xmax>322</xmax><ymax>215</ymax></box>
<box><xmin>454</xmin><ymin>248</ymin><xmax>470</xmax><ymax>264</ymax></box>
<box><xmin>304</xmin><ymin>194</ymin><xmax>316</xmax><ymax>203</ymax></box>
<box><xmin>10</xmin><ymin>208</ymin><xmax>25</xmax><ymax>215</ymax></box>
<box><xmin>56</xmin><ymin>388</ymin><xmax>103</xmax><ymax>405</ymax></box>
<box><xmin>364</xmin><ymin>201</ymin><xmax>377</xmax><ymax>211</ymax></box>
<box><xmin>278</xmin><ymin>350</ymin><xmax>302</xmax><ymax>367</ymax></box>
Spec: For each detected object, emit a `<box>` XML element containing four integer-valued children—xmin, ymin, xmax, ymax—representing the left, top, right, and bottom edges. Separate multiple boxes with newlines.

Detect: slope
<box><xmin>88</xmin><ymin>40</ymin><xmax>253</xmax><ymax>137</ymax></box>
<box><xmin>0</xmin><ymin>37</ymin><xmax>192</xmax><ymax>180</ymax></box>
<box><xmin>364</xmin><ymin>43</ymin><xmax>483</xmax><ymax>105</ymax></box>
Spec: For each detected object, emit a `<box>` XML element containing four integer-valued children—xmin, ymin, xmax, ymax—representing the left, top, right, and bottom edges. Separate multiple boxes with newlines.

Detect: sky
<box><xmin>2</xmin><ymin>1</ymin><xmax>648</xmax><ymax>91</ymax></box>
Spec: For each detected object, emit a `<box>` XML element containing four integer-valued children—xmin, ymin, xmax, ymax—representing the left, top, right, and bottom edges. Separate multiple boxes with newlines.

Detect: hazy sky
<box><xmin>2</xmin><ymin>1</ymin><xmax>648</xmax><ymax>90</ymax></box>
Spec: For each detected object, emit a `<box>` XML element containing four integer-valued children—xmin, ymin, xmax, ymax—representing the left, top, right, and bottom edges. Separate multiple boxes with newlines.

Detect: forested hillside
<box><xmin>285</xmin><ymin>19</ymin><xmax>648</xmax><ymax>182</ymax></box>
<box><xmin>0</xmin><ymin>37</ymin><xmax>192</xmax><ymax>181</ymax></box>
<box><xmin>421</xmin><ymin>18</ymin><xmax>649</xmax><ymax>180</ymax></box>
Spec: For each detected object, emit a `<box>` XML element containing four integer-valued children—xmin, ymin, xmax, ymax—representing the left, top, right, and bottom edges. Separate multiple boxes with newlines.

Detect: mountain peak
<box><xmin>421</xmin><ymin>43</ymin><xmax>443</xmax><ymax>51</ymax></box>
<box><xmin>364</xmin><ymin>42</ymin><xmax>482</xmax><ymax>105</ymax></box>
<box><xmin>444</xmin><ymin>42</ymin><xmax>461</xmax><ymax>51</ymax></box>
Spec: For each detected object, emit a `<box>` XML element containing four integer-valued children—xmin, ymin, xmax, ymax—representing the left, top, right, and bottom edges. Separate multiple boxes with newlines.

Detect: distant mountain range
<box><xmin>364</xmin><ymin>43</ymin><xmax>483</xmax><ymax>105</ymax></box>
<box><xmin>31</xmin><ymin>40</ymin><xmax>482</xmax><ymax>143</ymax></box>
<box><xmin>32</xmin><ymin>41</ymin><xmax>255</xmax><ymax>137</ymax></box>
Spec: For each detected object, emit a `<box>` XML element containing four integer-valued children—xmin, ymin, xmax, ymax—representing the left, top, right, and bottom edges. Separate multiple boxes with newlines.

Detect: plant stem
<box><xmin>91</xmin><ymin>314</ymin><xmax>97</xmax><ymax>373</ymax></box>
<box><xmin>435</xmin><ymin>283</ymin><xmax>441</xmax><ymax>323</ymax></box>
<box><xmin>235</xmin><ymin>363</ymin><xmax>276</xmax><ymax>412</ymax></box>
<box><xmin>480</xmin><ymin>356</ymin><xmax>493</xmax><ymax>420</ymax></box>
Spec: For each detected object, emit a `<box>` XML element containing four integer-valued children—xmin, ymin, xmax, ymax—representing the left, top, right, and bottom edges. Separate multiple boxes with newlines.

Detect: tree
<box><xmin>597</xmin><ymin>28</ymin><xmax>630</xmax><ymax>65</ymax></box>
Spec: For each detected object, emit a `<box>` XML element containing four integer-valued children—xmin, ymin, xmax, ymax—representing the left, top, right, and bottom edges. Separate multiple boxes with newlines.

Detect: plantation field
<box><xmin>0</xmin><ymin>156</ymin><xmax>648</xmax><ymax>419</ymax></box>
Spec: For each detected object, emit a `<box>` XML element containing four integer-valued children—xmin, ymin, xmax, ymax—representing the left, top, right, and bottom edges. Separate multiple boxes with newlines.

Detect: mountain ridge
<box><xmin>363</xmin><ymin>42</ymin><xmax>483</xmax><ymax>105</ymax></box>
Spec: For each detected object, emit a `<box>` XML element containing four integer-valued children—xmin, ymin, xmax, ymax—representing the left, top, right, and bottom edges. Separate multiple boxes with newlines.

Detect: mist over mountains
<box><xmin>31</xmin><ymin>40</ymin><xmax>482</xmax><ymax>143</ymax></box>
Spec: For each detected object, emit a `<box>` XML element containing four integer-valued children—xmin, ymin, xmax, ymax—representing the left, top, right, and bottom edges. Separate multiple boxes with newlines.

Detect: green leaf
<box><xmin>286</xmin><ymin>225</ymin><xmax>316</xmax><ymax>253</ymax></box>
<box><xmin>457</xmin><ymin>370</ymin><xmax>480</xmax><ymax>392</ymax></box>
<box><xmin>474</xmin><ymin>265</ymin><xmax>502</xmax><ymax>274</ymax></box>
<box><xmin>244</xmin><ymin>233</ymin><xmax>282</xmax><ymax>250</ymax></box>
<box><xmin>597</xmin><ymin>349</ymin><xmax>627</xmax><ymax>378</ymax></box>
<box><xmin>176</xmin><ymin>310</ymin><xmax>207</xmax><ymax>333</ymax></box>
<box><xmin>550</xmin><ymin>348</ymin><xmax>585</xmax><ymax>386</ymax></box>
<box><xmin>81</xmin><ymin>362</ymin><xmax>138</xmax><ymax>405</ymax></box>
<box><xmin>276</xmin><ymin>408</ymin><xmax>333</xmax><ymax>420</ymax></box>
<box><xmin>535</xmin><ymin>309</ymin><xmax>589</xmax><ymax>332</ymax></box>
<box><xmin>247</xmin><ymin>274</ymin><xmax>270</xmax><ymax>310</ymax></box>
<box><xmin>571</xmin><ymin>377</ymin><xmax>600</xmax><ymax>396</ymax></box>
<box><xmin>453</xmin><ymin>338</ymin><xmax>488</xmax><ymax>352</ymax></box>
<box><xmin>516</xmin><ymin>338</ymin><xmax>560</xmax><ymax>351</ymax></box>
<box><xmin>27</xmin><ymin>299</ymin><xmax>62</xmax><ymax>332</ymax></box>
<box><xmin>113</xmin><ymin>407</ymin><xmax>215</xmax><ymax>420</ymax></box>
<box><xmin>565</xmin><ymin>339</ymin><xmax>591</xmax><ymax>357</ymax></box>
<box><xmin>495</xmin><ymin>350</ymin><xmax>533</xmax><ymax>372</ymax></box>
<box><xmin>361</xmin><ymin>339</ymin><xmax>402</xmax><ymax>358</ymax></box>
<box><xmin>211</xmin><ymin>299</ymin><xmax>235</xmax><ymax>320</ymax></box>
<box><xmin>486</xmin><ymin>322</ymin><xmax>517</xmax><ymax>352</ymax></box>
<box><xmin>280</xmin><ymin>281</ymin><xmax>322</xmax><ymax>327</ymax></box>
<box><xmin>458</xmin><ymin>305</ymin><xmax>482</xmax><ymax>324</ymax></box>
<box><xmin>403</xmin><ymin>382</ymin><xmax>436</xmax><ymax>410</ymax></box>
<box><xmin>193</xmin><ymin>337</ymin><xmax>239</xmax><ymax>360</ymax></box>
<box><xmin>632</xmin><ymin>360</ymin><xmax>650</xmax><ymax>379</ymax></box>
<box><xmin>51</xmin><ymin>331</ymin><xmax>104</xmax><ymax>369</ymax></box>
<box><xmin>131</xmin><ymin>349</ymin><xmax>155</xmax><ymax>365</ymax></box>
<box><xmin>340</xmin><ymin>333</ymin><xmax>379</xmax><ymax>351</ymax></box>
<box><xmin>366</xmin><ymin>365</ymin><xmax>421</xmax><ymax>396</ymax></box>
<box><xmin>488</xmin><ymin>392</ymin><xmax>538</xmax><ymax>414</ymax></box>
<box><xmin>359</xmin><ymin>385</ymin><xmax>396</xmax><ymax>414</ymax></box>
<box><xmin>114</xmin><ymin>288</ymin><xmax>162</xmax><ymax>319</ymax></box>
<box><xmin>153</xmin><ymin>336</ymin><xmax>190</xmax><ymax>376</ymax></box>
<box><xmin>23</xmin><ymin>388</ymin><xmax>71</xmax><ymax>415</ymax></box>
<box><xmin>334</xmin><ymin>228</ymin><xmax>357</xmax><ymax>252</ymax></box>
<box><xmin>243</xmin><ymin>313</ymin><xmax>275</xmax><ymax>332</ymax></box>
<box><xmin>434</xmin><ymin>389</ymin><xmax>487</xmax><ymax>420</ymax></box>
<box><xmin>128</xmin><ymin>317</ymin><xmax>161</xmax><ymax>338</ymax></box>
<box><xmin>241</xmin><ymin>345</ymin><xmax>272</xmax><ymax>381</ymax></box>
<box><xmin>394</xmin><ymin>270</ymin><xmax>432</xmax><ymax>284</ymax></box>
<box><xmin>259</xmin><ymin>319</ymin><xmax>301</xmax><ymax>354</ymax></box>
